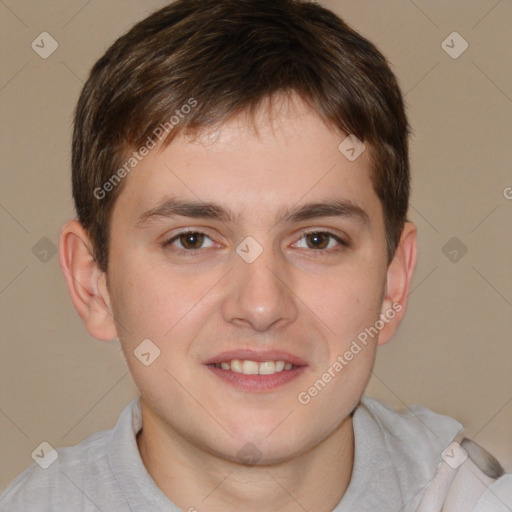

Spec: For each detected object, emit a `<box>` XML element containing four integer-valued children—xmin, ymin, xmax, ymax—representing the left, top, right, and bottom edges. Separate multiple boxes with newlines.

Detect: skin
<box><xmin>59</xmin><ymin>93</ymin><xmax>417</xmax><ymax>512</ymax></box>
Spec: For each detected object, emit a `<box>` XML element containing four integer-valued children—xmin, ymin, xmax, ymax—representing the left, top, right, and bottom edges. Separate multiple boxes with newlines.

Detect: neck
<box><xmin>137</xmin><ymin>399</ymin><xmax>355</xmax><ymax>512</ymax></box>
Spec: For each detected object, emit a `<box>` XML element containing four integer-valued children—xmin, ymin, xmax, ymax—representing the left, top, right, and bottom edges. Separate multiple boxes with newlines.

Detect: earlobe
<box><xmin>377</xmin><ymin>221</ymin><xmax>418</xmax><ymax>346</ymax></box>
<box><xmin>58</xmin><ymin>220</ymin><xmax>118</xmax><ymax>341</ymax></box>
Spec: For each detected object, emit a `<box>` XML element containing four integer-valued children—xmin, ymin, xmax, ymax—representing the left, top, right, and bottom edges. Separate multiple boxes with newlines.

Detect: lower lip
<box><xmin>205</xmin><ymin>365</ymin><xmax>307</xmax><ymax>392</ymax></box>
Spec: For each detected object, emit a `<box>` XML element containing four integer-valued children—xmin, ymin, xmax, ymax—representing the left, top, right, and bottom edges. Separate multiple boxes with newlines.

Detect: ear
<box><xmin>377</xmin><ymin>221</ymin><xmax>417</xmax><ymax>346</ymax></box>
<box><xmin>58</xmin><ymin>219</ymin><xmax>118</xmax><ymax>341</ymax></box>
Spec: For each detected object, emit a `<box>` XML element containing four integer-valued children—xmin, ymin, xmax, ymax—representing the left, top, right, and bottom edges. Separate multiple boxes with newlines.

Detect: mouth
<box><xmin>204</xmin><ymin>350</ymin><xmax>308</xmax><ymax>392</ymax></box>
<box><xmin>211</xmin><ymin>359</ymin><xmax>295</xmax><ymax>374</ymax></box>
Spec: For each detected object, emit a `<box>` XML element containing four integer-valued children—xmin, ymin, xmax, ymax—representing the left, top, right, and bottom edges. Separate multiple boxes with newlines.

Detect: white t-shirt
<box><xmin>1</xmin><ymin>395</ymin><xmax>511</xmax><ymax>511</ymax></box>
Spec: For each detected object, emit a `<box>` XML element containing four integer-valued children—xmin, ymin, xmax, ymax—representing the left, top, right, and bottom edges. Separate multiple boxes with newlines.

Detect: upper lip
<box><xmin>203</xmin><ymin>349</ymin><xmax>308</xmax><ymax>366</ymax></box>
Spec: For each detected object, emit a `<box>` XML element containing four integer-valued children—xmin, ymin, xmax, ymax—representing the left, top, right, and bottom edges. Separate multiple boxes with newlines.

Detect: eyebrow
<box><xmin>134</xmin><ymin>196</ymin><xmax>370</xmax><ymax>228</ymax></box>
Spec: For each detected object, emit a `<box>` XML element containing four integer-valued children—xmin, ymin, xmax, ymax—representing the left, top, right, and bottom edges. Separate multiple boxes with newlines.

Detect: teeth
<box><xmin>242</xmin><ymin>360</ymin><xmax>259</xmax><ymax>375</ymax></box>
<box><xmin>215</xmin><ymin>359</ymin><xmax>295</xmax><ymax>375</ymax></box>
<box><xmin>231</xmin><ymin>359</ymin><xmax>243</xmax><ymax>373</ymax></box>
<box><xmin>259</xmin><ymin>361</ymin><xmax>276</xmax><ymax>375</ymax></box>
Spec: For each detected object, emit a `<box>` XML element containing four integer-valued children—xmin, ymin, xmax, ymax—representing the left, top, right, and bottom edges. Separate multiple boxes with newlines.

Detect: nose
<box><xmin>221</xmin><ymin>241</ymin><xmax>298</xmax><ymax>332</ymax></box>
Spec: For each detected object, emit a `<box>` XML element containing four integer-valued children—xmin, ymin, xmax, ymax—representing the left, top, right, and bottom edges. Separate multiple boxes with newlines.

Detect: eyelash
<box><xmin>162</xmin><ymin>229</ymin><xmax>351</xmax><ymax>257</ymax></box>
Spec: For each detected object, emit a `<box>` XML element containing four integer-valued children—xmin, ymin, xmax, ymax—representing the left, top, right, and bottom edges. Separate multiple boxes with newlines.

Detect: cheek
<box><xmin>111</xmin><ymin>258</ymin><xmax>205</xmax><ymax>341</ymax></box>
<box><xmin>303</xmin><ymin>261</ymin><xmax>384</xmax><ymax>347</ymax></box>
<box><xmin>112</xmin><ymin>282</ymin><xmax>167</xmax><ymax>342</ymax></box>
<box><xmin>110</xmin><ymin>266</ymin><xmax>201</xmax><ymax>406</ymax></box>
<box><xmin>307</xmin><ymin>261</ymin><xmax>384</xmax><ymax>409</ymax></box>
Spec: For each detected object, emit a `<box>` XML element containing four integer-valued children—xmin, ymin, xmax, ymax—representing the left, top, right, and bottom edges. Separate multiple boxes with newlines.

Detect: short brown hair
<box><xmin>72</xmin><ymin>0</ymin><xmax>410</xmax><ymax>273</ymax></box>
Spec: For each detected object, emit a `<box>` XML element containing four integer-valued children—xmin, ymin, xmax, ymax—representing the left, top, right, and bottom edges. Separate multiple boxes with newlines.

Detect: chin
<box><xmin>221</xmin><ymin>425</ymin><xmax>316</xmax><ymax>465</ymax></box>
<box><xmin>218</xmin><ymin>438</ymin><xmax>307</xmax><ymax>466</ymax></box>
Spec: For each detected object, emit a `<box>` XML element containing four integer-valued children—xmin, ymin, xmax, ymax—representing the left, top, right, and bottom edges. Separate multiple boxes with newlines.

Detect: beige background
<box><xmin>1</xmin><ymin>0</ymin><xmax>511</xmax><ymax>493</ymax></box>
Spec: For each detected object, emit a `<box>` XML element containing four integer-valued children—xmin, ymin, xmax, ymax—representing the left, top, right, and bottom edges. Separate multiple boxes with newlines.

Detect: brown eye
<box><xmin>163</xmin><ymin>231</ymin><xmax>215</xmax><ymax>253</ymax></box>
<box><xmin>177</xmin><ymin>232</ymin><xmax>205</xmax><ymax>250</ymax></box>
<box><xmin>292</xmin><ymin>230</ymin><xmax>350</xmax><ymax>253</ymax></box>
<box><xmin>305</xmin><ymin>232</ymin><xmax>330</xmax><ymax>250</ymax></box>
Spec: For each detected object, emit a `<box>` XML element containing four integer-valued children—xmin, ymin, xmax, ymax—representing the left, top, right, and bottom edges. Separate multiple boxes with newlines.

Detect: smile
<box><xmin>204</xmin><ymin>350</ymin><xmax>308</xmax><ymax>392</ymax></box>
<box><xmin>211</xmin><ymin>359</ymin><xmax>294</xmax><ymax>375</ymax></box>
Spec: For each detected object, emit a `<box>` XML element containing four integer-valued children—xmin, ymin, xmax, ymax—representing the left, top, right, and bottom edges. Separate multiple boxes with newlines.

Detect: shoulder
<box><xmin>0</xmin><ymin>397</ymin><xmax>141</xmax><ymax>512</ymax></box>
<box><xmin>0</xmin><ymin>428</ymin><xmax>113</xmax><ymax>511</ymax></box>
<box><xmin>341</xmin><ymin>395</ymin><xmax>464</xmax><ymax>510</ymax></box>
<box><xmin>354</xmin><ymin>396</ymin><xmax>511</xmax><ymax>511</ymax></box>
<box><xmin>358</xmin><ymin>395</ymin><xmax>464</xmax><ymax>455</ymax></box>
<box><xmin>417</xmin><ymin>441</ymin><xmax>512</xmax><ymax>511</ymax></box>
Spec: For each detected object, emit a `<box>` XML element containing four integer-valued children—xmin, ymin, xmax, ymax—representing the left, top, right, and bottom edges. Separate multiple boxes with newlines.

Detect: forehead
<box><xmin>112</xmin><ymin>94</ymin><xmax>380</xmax><ymax>225</ymax></box>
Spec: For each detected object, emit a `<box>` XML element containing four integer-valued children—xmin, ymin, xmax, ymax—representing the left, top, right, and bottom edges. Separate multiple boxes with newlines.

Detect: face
<box><xmin>105</xmin><ymin>95</ymin><xmax>391</xmax><ymax>464</ymax></box>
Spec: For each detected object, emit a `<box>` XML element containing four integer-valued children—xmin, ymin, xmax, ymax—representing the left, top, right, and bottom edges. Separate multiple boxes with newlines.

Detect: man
<box><xmin>2</xmin><ymin>1</ymin><xmax>510</xmax><ymax>510</ymax></box>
